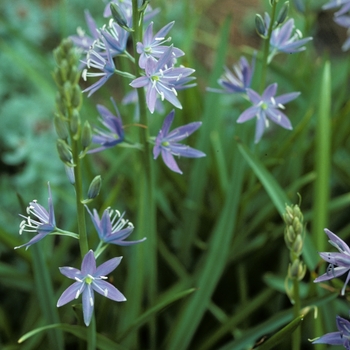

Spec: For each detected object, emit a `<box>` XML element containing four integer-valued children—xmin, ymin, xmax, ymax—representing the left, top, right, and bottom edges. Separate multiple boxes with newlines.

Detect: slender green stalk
<box><xmin>292</xmin><ymin>279</ymin><xmax>301</xmax><ymax>350</ymax></box>
<box><xmin>87</xmin><ymin>314</ymin><xmax>96</xmax><ymax>350</ymax></box>
<box><xmin>71</xmin><ymin>134</ymin><xmax>89</xmax><ymax>257</ymax></box>
<box><xmin>312</xmin><ymin>60</ymin><xmax>331</xmax><ymax>252</ymax></box>
<box><xmin>259</xmin><ymin>1</ymin><xmax>278</xmax><ymax>93</ymax></box>
<box><xmin>312</xmin><ymin>59</ymin><xmax>331</xmax><ymax>350</ymax></box>
<box><xmin>121</xmin><ymin>1</ymin><xmax>157</xmax><ymax>348</ymax></box>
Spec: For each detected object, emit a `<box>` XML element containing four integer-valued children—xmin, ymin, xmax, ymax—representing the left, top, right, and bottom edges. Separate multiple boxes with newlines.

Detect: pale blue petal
<box><xmin>237</xmin><ymin>106</ymin><xmax>259</xmax><ymax>123</ymax></box>
<box><xmin>265</xmin><ymin>108</ymin><xmax>292</xmax><ymax>129</ymax></box>
<box><xmin>325</xmin><ymin>228</ymin><xmax>350</xmax><ymax>254</ymax></box>
<box><xmin>130</xmin><ymin>76</ymin><xmax>149</xmax><ymax>88</ymax></box>
<box><xmin>274</xmin><ymin>92</ymin><xmax>300</xmax><ymax>104</ymax></box>
<box><xmin>82</xmin><ymin>285</ymin><xmax>94</xmax><ymax>326</ymax></box>
<box><xmin>312</xmin><ymin>332</ymin><xmax>343</xmax><ymax>345</ymax></box>
<box><xmin>57</xmin><ymin>281</ymin><xmax>83</xmax><ymax>307</ymax></box>
<box><xmin>95</xmin><ymin>256</ymin><xmax>123</xmax><ymax>277</ymax></box>
<box><xmin>169</xmin><ymin>144</ymin><xmax>206</xmax><ymax>158</ymax></box>
<box><xmin>161</xmin><ymin>149</ymin><xmax>182</xmax><ymax>174</ymax></box>
<box><xmin>81</xmin><ymin>250</ymin><xmax>96</xmax><ymax>275</ymax></box>
<box><xmin>262</xmin><ymin>83</ymin><xmax>277</xmax><ymax>100</ymax></box>
<box><xmin>167</xmin><ymin>122</ymin><xmax>202</xmax><ymax>142</ymax></box>
<box><xmin>254</xmin><ymin>113</ymin><xmax>267</xmax><ymax>143</ymax></box>
<box><xmin>314</xmin><ymin>265</ymin><xmax>349</xmax><ymax>282</ymax></box>
<box><xmin>92</xmin><ymin>280</ymin><xmax>127</xmax><ymax>301</ymax></box>
<box><xmin>59</xmin><ymin>266</ymin><xmax>82</xmax><ymax>280</ymax></box>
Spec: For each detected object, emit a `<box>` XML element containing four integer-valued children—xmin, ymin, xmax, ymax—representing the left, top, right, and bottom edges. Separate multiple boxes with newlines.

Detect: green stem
<box><xmin>259</xmin><ymin>2</ymin><xmax>278</xmax><ymax>93</ymax></box>
<box><xmin>71</xmin><ymin>136</ymin><xmax>89</xmax><ymax>257</ymax></box>
<box><xmin>87</xmin><ymin>314</ymin><xmax>96</xmax><ymax>350</ymax></box>
<box><xmin>292</xmin><ymin>278</ymin><xmax>301</xmax><ymax>350</ymax></box>
<box><xmin>121</xmin><ymin>2</ymin><xmax>157</xmax><ymax>348</ymax></box>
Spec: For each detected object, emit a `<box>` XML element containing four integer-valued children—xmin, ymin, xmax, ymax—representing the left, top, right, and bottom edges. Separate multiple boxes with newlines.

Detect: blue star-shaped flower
<box><xmin>130</xmin><ymin>46</ymin><xmax>196</xmax><ymax>113</ymax></box>
<box><xmin>209</xmin><ymin>56</ymin><xmax>255</xmax><ymax>94</ymax></box>
<box><xmin>85</xmin><ymin>206</ymin><xmax>146</xmax><ymax>246</ymax></box>
<box><xmin>153</xmin><ymin>110</ymin><xmax>205</xmax><ymax>174</ymax></box>
<box><xmin>312</xmin><ymin>315</ymin><xmax>350</xmax><ymax>349</ymax></box>
<box><xmin>314</xmin><ymin>228</ymin><xmax>350</xmax><ymax>295</ymax></box>
<box><xmin>136</xmin><ymin>21</ymin><xmax>184</xmax><ymax>69</ymax></box>
<box><xmin>15</xmin><ymin>183</ymin><xmax>56</xmax><ymax>250</ymax></box>
<box><xmin>270</xmin><ymin>18</ymin><xmax>313</xmax><ymax>55</ymax></box>
<box><xmin>57</xmin><ymin>250</ymin><xmax>126</xmax><ymax>326</ymax></box>
<box><xmin>237</xmin><ymin>83</ymin><xmax>300</xmax><ymax>143</ymax></box>
<box><xmin>82</xmin><ymin>37</ymin><xmax>116</xmax><ymax>97</ymax></box>
<box><xmin>88</xmin><ymin>99</ymin><xmax>124</xmax><ymax>154</ymax></box>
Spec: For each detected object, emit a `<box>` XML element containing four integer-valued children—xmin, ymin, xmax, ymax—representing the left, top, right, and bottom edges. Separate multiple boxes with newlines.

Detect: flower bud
<box><xmin>59</xmin><ymin>59</ymin><xmax>69</xmax><ymax>83</ymax></box>
<box><xmin>53</xmin><ymin>67</ymin><xmax>64</xmax><ymax>87</ymax></box>
<box><xmin>62</xmin><ymin>38</ymin><xmax>74</xmax><ymax>54</ymax></box>
<box><xmin>255</xmin><ymin>14</ymin><xmax>267</xmax><ymax>39</ymax></box>
<box><xmin>57</xmin><ymin>139</ymin><xmax>72</xmax><ymax>163</ymax></box>
<box><xmin>292</xmin><ymin>0</ymin><xmax>305</xmax><ymax>13</ymax></box>
<box><xmin>65</xmin><ymin>164</ymin><xmax>75</xmax><ymax>184</ymax></box>
<box><xmin>71</xmin><ymin>85</ymin><xmax>82</xmax><ymax>109</ymax></box>
<box><xmin>53</xmin><ymin>47</ymin><xmax>64</xmax><ymax>65</ymax></box>
<box><xmin>63</xmin><ymin>81</ymin><xmax>73</xmax><ymax>105</ymax></box>
<box><xmin>110</xmin><ymin>3</ymin><xmax>132</xmax><ymax>32</ymax></box>
<box><xmin>276</xmin><ymin>2</ymin><xmax>289</xmax><ymax>26</ymax></box>
<box><xmin>81</xmin><ymin>121</ymin><xmax>92</xmax><ymax>150</ymax></box>
<box><xmin>292</xmin><ymin>234</ymin><xmax>303</xmax><ymax>256</ymax></box>
<box><xmin>69</xmin><ymin>66</ymin><xmax>81</xmax><ymax>86</ymax></box>
<box><xmin>87</xmin><ymin>175</ymin><xmax>102</xmax><ymax>200</ymax></box>
<box><xmin>54</xmin><ymin>115</ymin><xmax>69</xmax><ymax>140</ymax></box>
<box><xmin>70</xmin><ymin>109</ymin><xmax>81</xmax><ymax>139</ymax></box>
<box><xmin>55</xmin><ymin>93</ymin><xmax>66</xmax><ymax>116</ymax></box>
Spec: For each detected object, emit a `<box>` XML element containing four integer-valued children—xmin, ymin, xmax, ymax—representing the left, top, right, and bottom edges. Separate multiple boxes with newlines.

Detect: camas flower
<box><xmin>153</xmin><ymin>110</ymin><xmax>205</xmax><ymax>174</ymax></box>
<box><xmin>88</xmin><ymin>99</ymin><xmax>124</xmax><ymax>153</ymax></box>
<box><xmin>85</xmin><ymin>206</ymin><xmax>146</xmax><ymax>246</ymax></box>
<box><xmin>312</xmin><ymin>315</ymin><xmax>350</xmax><ymax>349</ymax></box>
<box><xmin>82</xmin><ymin>37</ymin><xmax>116</xmax><ymax>97</ymax></box>
<box><xmin>95</xmin><ymin>19</ymin><xmax>129</xmax><ymax>57</ymax></box>
<box><xmin>209</xmin><ymin>56</ymin><xmax>255</xmax><ymax>94</ymax></box>
<box><xmin>130</xmin><ymin>46</ymin><xmax>196</xmax><ymax>113</ymax></box>
<box><xmin>15</xmin><ymin>183</ymin><xmax>56</xmax><ymax>250</ymax></box>
<box><xmin>57</xmin><ymin>250</ymin><xmax>126</xmax><ymax>326</ymax></box>
<box><xmin>270</xmin><ymin>18</ymin><xmax>312</xmax><ymax>55</ymax></box>
<box><xmin>314</xmin><ymin>228</ymin><xmax>350</xmax><ymax>295</ymax></box>
<box><xmin>237</xmin><ymin>83</ymin><xmax>300</xmax><ymax>143</ymax></box>
<box><xmin>137</xmin><ymin>21</ymin><xmax>184</xmax><ymax>69</ymax></box>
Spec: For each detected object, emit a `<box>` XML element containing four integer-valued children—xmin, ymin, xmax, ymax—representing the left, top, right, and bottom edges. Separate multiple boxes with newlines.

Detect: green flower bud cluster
<box><xmin>283</xmin><ymin>204</ymin><xmax>306</xmax><ymax>304</ymax></box>
<box><xmin>53</xmin><ymin>39</ymin><xmax>92</xmax><ymax>165</ymax></box>
<box><xmin>283</xmin><ymin>204</ymin><xmax>304</xmax><ymax>257</ymax></box>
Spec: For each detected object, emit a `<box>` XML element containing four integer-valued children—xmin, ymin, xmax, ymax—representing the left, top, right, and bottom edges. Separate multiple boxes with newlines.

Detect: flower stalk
<box><xmin>283</xmin><ymin>204</ymin><xmax>306</xmax><ymax>350</ymax></box>
<box><xmin>259</xmin><ymin>2</ymin><xmax>277</xmax><ymax>92</ymax></box>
